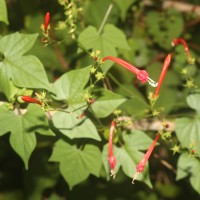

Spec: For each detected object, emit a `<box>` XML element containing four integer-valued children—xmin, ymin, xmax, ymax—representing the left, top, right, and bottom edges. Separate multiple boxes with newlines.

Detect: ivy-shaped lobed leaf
<box><xmin>78</xmin><ymin>24</ymin><xmax>130</xmax><ymax>72</ymax></box>
<box><xmin>49</xmin><ymin>139</ymin><xmax>102</xmax><ymax>189</ymax></box>
<box><xmin>52</xmin><ymin>111</ymin><xmax>101</xmax><ymax>141</ymax></box>
<box><xmin>0</xmin><ymin>32</ymin><xmax>51</xmax><ymax>99</ymax></box>
<box><xmin>102</xmin><ymin>130</ymin><xmax>153</xmax><ymax>187</ymax></box>
<box><xmin>52</xmin><ymin>66</ymin><xmax>91</xmax><ymax>105</ymax></box>
<box><xmin>175</xmin><ymin>93</ymin><xmax>200</xmax><ymax>155</ymax></box>
<box><xmin>0</xmin><ymin>104</ymin><xmax>54</xmax><ymax>169</ymax></box>
<box><xmin>91</xmin><ymin>88</ymin><xmax>127</xmax><ymax>118</ymax></box>
<box><xmin>52</xmin><ymin>66</ymin><xmax>101</xmax><ymax>141</ymax></box>
<box><xmin>176</xmin><ymin>153</ymin><xmax>200</xmax><ymax>194</ymax></box>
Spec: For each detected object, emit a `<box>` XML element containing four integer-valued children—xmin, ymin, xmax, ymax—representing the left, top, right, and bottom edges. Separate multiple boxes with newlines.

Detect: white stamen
<box><xmin>147</xmin><ymin>77</ymin><xmax>158</xmax><ymax>87</ymax></box>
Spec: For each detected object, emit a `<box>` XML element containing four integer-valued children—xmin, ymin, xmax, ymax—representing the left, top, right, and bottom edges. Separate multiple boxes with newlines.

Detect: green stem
<box><xmin>0</xmin><ymin>52</ymin><xmax>5</xmax><ymax>62</ymax></box>
<box><xmin>97</xmin><ymin>3</ymin><xmax>114</xmax><ymax>35</ymax></box>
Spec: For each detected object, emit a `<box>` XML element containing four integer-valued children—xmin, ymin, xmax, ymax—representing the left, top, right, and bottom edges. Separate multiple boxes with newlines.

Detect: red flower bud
<box><xmin>108</xmin><ymin>120</ymin><xmax>117</xmax><ymax>178</ymax></box>
<box><xmin>44</xmin><ymin>12</ymin><xmax>50</xmax><ymax>34</ymax></box>
<box><xmin>132</xmin><ymin>133</ymin><xmax>160</xmax><ymax>183</ymax></box>
<box><xmin>154</xmin><ymin>54</ymin><xmax>172</xmax><ymax>98</ymax></box>
<box><xmin>21</xmin><ymin>96</ymin><xmax>42</xmax><ymax>105</ymax></box>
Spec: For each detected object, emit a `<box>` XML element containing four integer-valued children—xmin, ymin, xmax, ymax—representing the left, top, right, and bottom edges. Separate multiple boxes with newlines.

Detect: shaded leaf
<box><xmin>102</xmin><ymin>130</ymin><xmax>153</xmax><ymax>187</ymax></box>
<box><xmin>0</xmin><ymin>104</ymin><xmax>53</xmax><ymax>169</ymax></box>
<box><xmin>186</xmin><ymin>94</ymin><xmax>200</xmax><ymax>112</ymax></box>
<box><xmin>176</xmin><ymin>153</ymin><xmax>200</xmax><ymax>194</ymax></box>
<box><xmin>49</xmin><ymin>140</ymin><xmax>102</xmax><ymax>189</ymax></box>
<box><xmin>116</xmin><ymin>0</ymin><xmax>136</xmax><ymax>20</ymax></box>
<box><xmin>52</xmin><ymin>111</ymin><xmax>101</xmax><ymax>141</ymax></box>
<box><xmin>146</xmin><ymin>9</ymin><xmax>184</xmax><ymax>50</ymax></box>
<box><xmin>175</xmin><ymin>116</ymin><xmax>200</xmax><ymax>155</ymax></box>
<box><xmin>84</xmin><ymin>0</ymin><xmax>118</xmax><ymax>27</ymax></box>
<box><xmin>91</xmin><ymin>88</ymin><xmax>127</xmax><ymax>118</ymax></box>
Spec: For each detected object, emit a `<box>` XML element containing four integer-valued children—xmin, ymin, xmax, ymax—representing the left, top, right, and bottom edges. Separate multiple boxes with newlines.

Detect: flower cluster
<box><xmin>104</xmin><ymin>37</ymin><xmax>195</xmax><ymax>183</ymax></box>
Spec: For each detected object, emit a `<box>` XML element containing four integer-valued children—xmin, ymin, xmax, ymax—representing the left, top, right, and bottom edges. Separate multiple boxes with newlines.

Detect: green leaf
<box><xmin>0</xmin><ymin>0</ymin><xmax>9</xmax><ymax>25</ymax></box>
<box><xmin>116</xmin><ymin>0</ymin><xmax>136</xmax><ymax>20</ymax></box>
<box><xmin>52</xmin><ymin>111</ymin><xmax>101</xmax><ymax>141</ymax></box>
<box><xmin>78</xmin><ymin>24</ymin><xmax>130</xmax><ymax>71</ymax></box>
<box><xmin>0</xmin><ymin>32</ymin><xmax>51</xmax><ymax>99</ymax></box>
<box><xmin>49</xmin><ymin>139</ymin><xmax>102</xmax><ymax>189</ymax></box>
<box><xmin>175</xmin><ymin>116</ymin><xmax>200</xmax><ymax>155</ymax></box>
<box><xmin>0</xmin><ymin>104</ymin><xmax>53</xmax><ymax>169</ymax></box>
<box><xmin>84</xmin><ymin>0</ymin><xmax>118</xmax><ymax>28</ymax></box>
<box><xmin>52</xmin><ymin>66</ymin><xmax>90</xmax><ymax>103</ymax></box>
<box><xmin>0</xmin><ymin>32</ymin><xmax>38</xmax><ymax>58</ymax></box>
<box><xmin>91</xmin><ymin>88</ymin><xmax>127</xmax><ymax>118</ymax></box>
<box><xmin>120</xmin><ymin>38</ymin><xmax>151</xmax><ymax>67</ymax></box>
<box><xmin>186</xmin><ymin>94</ymin><xmax>200</xmax><ymax>112</ymax></box>
<box><xmin>102</xmin><ymin>130</ymin><xmax>153</xmax><ymax>187</ymax></box>
<box><xmin>176</xmin><ymin>153</ymin><xmax>200</xmax><ymax>194</ymax></box>
<box><xmin>146</xmin><ymin>9</ymin><xmax>184</xmax><ymax>49</ymax></box>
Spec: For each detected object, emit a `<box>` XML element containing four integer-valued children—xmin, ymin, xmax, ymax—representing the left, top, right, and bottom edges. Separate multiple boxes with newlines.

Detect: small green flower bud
<box><xmin>90</xmin><ymin>66</ymin><xmax>96</xmax><ymax>74</ymax></box>
<box><xmin>181</xmin><ymin>68</ymin><xmax>188</xmax><ymax>75</ymax></box>
<box><xmin>57</xmin><ymin>21</ymin><xmax>67</xmax><ymax>30</ymax></box>
<box><xmin>95</xmin><ymin>72</ymin><xmax>104</xmax><ymax>80</ymax></box>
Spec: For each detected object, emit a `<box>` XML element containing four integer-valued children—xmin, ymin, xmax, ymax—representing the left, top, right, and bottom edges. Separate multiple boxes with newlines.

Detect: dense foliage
<box><xmin>0</xmin><ymin>0</ymin><xmax>200</xmax><ymax>199</ymax></box>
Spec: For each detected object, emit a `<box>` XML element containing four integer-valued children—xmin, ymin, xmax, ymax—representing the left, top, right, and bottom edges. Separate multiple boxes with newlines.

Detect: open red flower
<box><xmin>21</xmin><ymin>96</ymin><xmax>42</xmax><ymax>106</ymax></box>
<box><xmin>44</xmin><ymin>12</ymin><xmax>50</xmax><ymax>34</ymax></box>
<box><xmin>132</xmin><ymin>133</ymin><xmax>160</xmax><ymax>183</ymax></box>
<box><xmin>153</xmin><ymin>54</ymin><xmax>172</xmax><ymax>98</ymax></box>
<box><xmin>108</xmin><ymin>120</ymin><xmax>117</xmax><ymax>178</ymax></box>
<box><xmin>102</xmin><ymin>56</ymin><xmax>157</xmax><ymax>87</ymax></box>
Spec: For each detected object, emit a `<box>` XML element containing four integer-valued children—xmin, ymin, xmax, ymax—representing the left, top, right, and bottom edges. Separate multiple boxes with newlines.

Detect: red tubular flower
<box><xmin>172</xmin><ymin>38</ymin><xmax>194</xmax><ymax>64</ymax></box>
<box><xmin>77</xmin><ymin>99</ymin><xmax>95</xmax><ymax>119</ymax></box>
<box><xmin>153</xmin><ymin>54</ymin><xmax>172</xmax><ymax>98</ymax></box>
<box><xmin>172</xmin><ymin>38</ymin><xmax>189</xmax><ymax>57</ymax></box>
<box><xmin>108</xmin><ymin>120</ymin><xmax>117</xmax><ymax>178</ymax></box>
<box><xmin>102</xmin><ymin>56</ymin><xmax>158</xmax><ymax>87</ymax></box>
<box><xmin>132</xmin><ymin>133</ymin><xmax>160</xmax><ymax>183</ymax></box>
<box><xmin>22</xmin><ymin>96</ymin><xmax>42</xmax><ymax>106</ymax></box>
<box><xmin>44</xmin><ymin>12</ymin><xmax>50</xmax><ymax>34</ymax></box>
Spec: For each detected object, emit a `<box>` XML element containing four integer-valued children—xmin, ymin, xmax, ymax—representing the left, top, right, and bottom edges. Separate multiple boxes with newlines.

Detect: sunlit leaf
<box><xmin>0</xmin><ymin>32</ymin><xmax>51</xmax><ymax>99</ymax></box>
